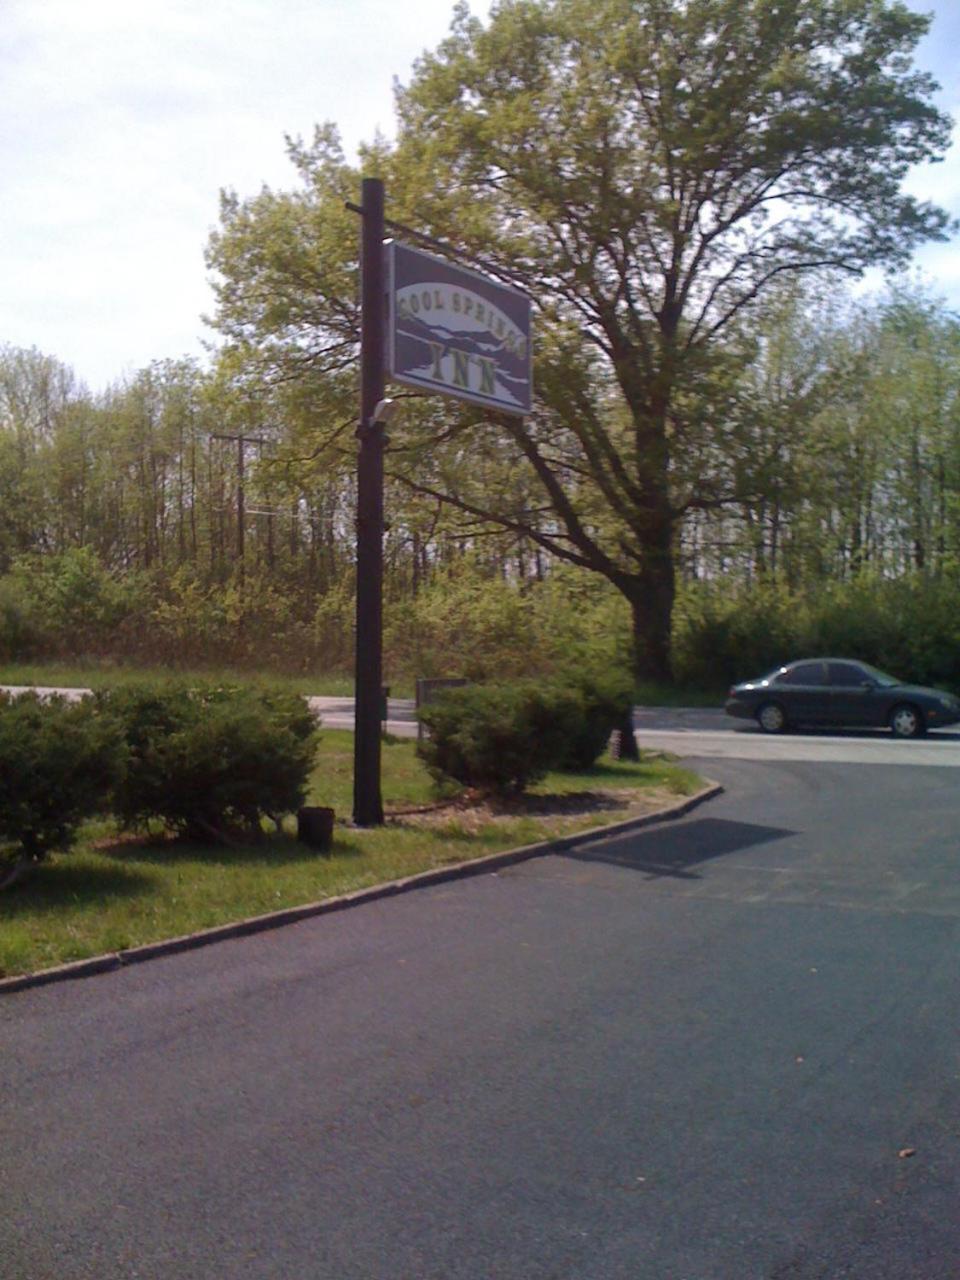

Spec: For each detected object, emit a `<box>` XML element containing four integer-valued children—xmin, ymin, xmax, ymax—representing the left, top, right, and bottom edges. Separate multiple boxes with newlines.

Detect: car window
<box><xmin>859</xmin><ymin>663</ymin><xmax>900</xmax><ymax>687</ymax></box>
<box><xmin>828</xmin><ymin>662</ymin><xmax>867</xmax><ymax>687</ymax></box>
<box><xmin>784</xmin><ymin>662</ymin><xmax>828</xmax><ymax>686</ymax></box>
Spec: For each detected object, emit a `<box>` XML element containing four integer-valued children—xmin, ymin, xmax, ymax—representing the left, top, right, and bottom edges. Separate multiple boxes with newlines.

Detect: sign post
<box><xmin>350</xmin><ymin>189</ymin><xmax>533</xmax><ymax>824</ymax></box>
<box><xmin>353</xmin><ymin>177</ymin><xmax>386</xmax><ymax>826</ymax></box>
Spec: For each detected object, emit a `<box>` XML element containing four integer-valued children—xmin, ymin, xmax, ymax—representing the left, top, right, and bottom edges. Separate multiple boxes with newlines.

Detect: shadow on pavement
<box><xmin>563</xmin><ymin>816</ymin><xmax>796</xmax><ymax>880</ymax></box>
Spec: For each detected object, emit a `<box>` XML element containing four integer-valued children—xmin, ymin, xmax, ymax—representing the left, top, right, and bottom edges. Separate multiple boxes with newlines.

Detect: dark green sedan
<box><xmin>725</xmin><ymin>658</ymin><xmax>960</xmax><ymax>737</ymax></box>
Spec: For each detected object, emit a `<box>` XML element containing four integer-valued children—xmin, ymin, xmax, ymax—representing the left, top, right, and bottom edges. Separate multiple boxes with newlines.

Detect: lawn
<box><xmin>0</xmin><ymin>660</ymin><xmax>728</xmax><ymax>706</ymax></box>
<box><xmin>0</xmin><ymin>730</ymin><xmax>703</xmax><ymax>981</ymax></box>
<box><xmin>0</xmin><ymin>660</ymin><xmax>357</xmax><ymax>698</ymax></box>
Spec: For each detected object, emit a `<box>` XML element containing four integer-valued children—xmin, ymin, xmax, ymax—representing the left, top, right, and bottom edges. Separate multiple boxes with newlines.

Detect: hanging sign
<box><xmin>387</xmin><ymin>241</ymin><xmax>532</xmax><ymax>416</ymax></box>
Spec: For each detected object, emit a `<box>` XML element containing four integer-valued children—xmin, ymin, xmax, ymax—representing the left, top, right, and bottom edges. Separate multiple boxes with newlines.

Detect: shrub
<box><xmin>416</xmin><ymin>680</ymin><xmax>583</xmax><ymax>795</ymax></box>
<box><xmin>385</xmin><ymin>560</ymin><xmax>634</xmax><ymax>685</ymax></box>
<box><xmin>0</xmin><ymin>692</ymin><xmax>124</xmax><ymax>868</ymax></box>
<box><xmin>553</xmin><ymin>668</ymin><xmax>635</xmax><ymax>770</ymax></box>
<box><xmin>672</xmin><ymin>575</ymin><xmax>960</xmax><ymax>694</ymax></box>
<box><xmin>671</xmin><ymin>581</ymin><xmax>799</xmax><ymax>688</ymax></box>
<box><xmin>385</xmin><ymin>562</ymin><xmax>543</xmax><ymax>681</ymax></box>
<box><xmin>100</xmin><ymin>683</ymin><xmax>320</xmax><ymax>841</ymax></box>
<box><xmin>0</xmin><ymin>576</ymin><xmax>42</xmax><ymax>661</ymax></box>
<box><xmin>12</xmin><ymin>547</ymin><xmax>140</xmax><ymax>654</ymax></box>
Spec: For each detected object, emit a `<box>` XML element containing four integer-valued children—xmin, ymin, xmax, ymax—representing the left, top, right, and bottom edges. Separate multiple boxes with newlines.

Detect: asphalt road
<box><xmin>4</xmin><ymin>753</ymin><xmax>960</xmax><ymax>1279</ymax></box>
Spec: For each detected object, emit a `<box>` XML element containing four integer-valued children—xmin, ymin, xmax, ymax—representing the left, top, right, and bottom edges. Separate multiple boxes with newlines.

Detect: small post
<box><xmin>298</xmin><ymin>806</ymin><xmax>335</xmax><ymax>851</ymax></box>
<box><xmin>353</xmin><ymin>177</ymin><xmax>387</xmax><ymax>826</ymax></box>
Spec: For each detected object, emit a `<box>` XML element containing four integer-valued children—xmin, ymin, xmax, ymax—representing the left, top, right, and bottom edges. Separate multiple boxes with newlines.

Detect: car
<box><xmin>724</xmin><ymin>658</ymin><xmax>960</xmax><ymax>738</ymax></box>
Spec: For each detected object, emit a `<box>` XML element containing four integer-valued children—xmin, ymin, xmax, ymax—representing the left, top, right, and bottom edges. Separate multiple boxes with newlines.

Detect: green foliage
<box><xmin>416</xmin><ymin>667</ymin><xmax>634</xmax><ymax>792</ymax></box>
<box><xmin>390</xmin><ymin>0</ymin><xmax>952</xmax><ymax>681</ymax></box>
<box><xmin>385</xmin><ymin>562</ymin><xmax>545</xmax><ymax>680</ymax></box>
<box><xmin>0</xmin><ymin>575</ymin><xmax>41</xmax><ymax>661</ymax></box>
<box><xmin>100</xmin><ymin>683</ymin><xmax>320</xmax><ymax>841</ymax></box>
<box><xmin>553</xmin><ymin>668</ymin><xmax>635</xmax><ymax>770</ymax></box>
<box><xmin>4</xmin><ymin>0</ymin><xmax>959</xmax><ymax>692</ymax></box>
<box><xmin>15</xmin><ymin>549</ymin><xmax>139</xmax><ymax>646</ymax></box>
<box><xmin>671</xmin><ymin>582</ymin><xmax>800</xmax><ymax>688</ymax></box>
<box><xmin>0</xmin><ymin>692</ymin><xmax>124</xmax><ymax>861</ymax></box>
<box><xmin>384</xmin><ymin>559</ymin><xmax>632</xmax><ymax>682</ymax></box>
<box><xmin>672</xmin><ymin>577</ymin><xmax>960</xmax><ymax>692</ymax></box>
<box><xmin>196</xmin><ymin>0</ymin><xmax>953</xmax><ymax>685</ymax></box>
<box><xmin>417</xmin><ymin>681</ymin><xmax>584</xmax><ymax>795</ymax></box>
<box><xmin>312</xmin><ymin>577</ymin><xmax>356</xmax><ymax>672</ymax></box>
<box><xmin>151</xmin><ymin>567</ymin><xmax>313</xmax><ymax>668</ymax></box>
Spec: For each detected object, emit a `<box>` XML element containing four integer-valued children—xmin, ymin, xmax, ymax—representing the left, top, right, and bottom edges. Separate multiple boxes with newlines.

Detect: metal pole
<box><xmin>353</xmin><ymin>177</ymin><xmax>386</xmax><ymax>825</ymax></box>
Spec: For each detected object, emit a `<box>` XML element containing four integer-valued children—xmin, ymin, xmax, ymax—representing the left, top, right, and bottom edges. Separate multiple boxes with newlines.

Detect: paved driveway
<box><xmin>3</xmin><ymin>757</ymin><xmax>960</xmax><ymax>1278</ymax></box>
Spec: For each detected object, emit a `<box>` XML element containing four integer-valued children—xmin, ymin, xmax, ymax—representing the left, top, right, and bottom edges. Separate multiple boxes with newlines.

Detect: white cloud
<box><xmin>0</xmin><ymin>0</ymin><xmax>470</xmax><ymax>390</ymax></box>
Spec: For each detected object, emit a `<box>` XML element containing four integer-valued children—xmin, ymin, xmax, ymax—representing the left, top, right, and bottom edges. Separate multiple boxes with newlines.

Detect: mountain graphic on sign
<box><xmin>395</xmin><ymin>312</ymin><xmax>529</xmax><ymax>402</ymax></box>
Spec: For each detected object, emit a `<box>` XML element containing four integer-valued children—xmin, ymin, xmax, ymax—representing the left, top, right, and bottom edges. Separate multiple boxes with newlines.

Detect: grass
<box><xmin>0</xmin><ymin>660</ymin><xmax>726</xmax><ymax>706</ymax></box>
<box><xmin>0</xmin><ymin>731</ymin><xmax>702</xmax><ymax>981</ymax></box>
<box><xmin>0</xmin><ymin>660</ymin><xmax>358</xmax><ymax>698</ymax></box>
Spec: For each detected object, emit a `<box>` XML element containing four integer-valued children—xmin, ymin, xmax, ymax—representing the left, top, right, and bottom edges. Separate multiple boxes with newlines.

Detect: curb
<box><xmin>0</xmin><ymin>781</ymin><xmax>722</xmax><ymax>997</ymax></box>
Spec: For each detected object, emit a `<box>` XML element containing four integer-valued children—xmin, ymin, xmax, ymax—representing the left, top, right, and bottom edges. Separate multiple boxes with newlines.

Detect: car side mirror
<box><xmin>860</xmin><ymin>679</ymin><xmax>876</xmax><ymax>689</ymax></box>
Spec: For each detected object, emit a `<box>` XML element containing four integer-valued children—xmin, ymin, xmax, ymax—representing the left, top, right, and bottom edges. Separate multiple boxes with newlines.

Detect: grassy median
<box><xmin>0</xmin><ymin>730</ymin><xmax>702</xmax><ymax>981</ymax></box>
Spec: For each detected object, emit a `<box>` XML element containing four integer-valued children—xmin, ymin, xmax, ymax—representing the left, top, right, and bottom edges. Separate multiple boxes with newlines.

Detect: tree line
<box><xmin>2</xmin><ymin>280</ymin><xmax>958</xmax><ymax>675</ymax></box>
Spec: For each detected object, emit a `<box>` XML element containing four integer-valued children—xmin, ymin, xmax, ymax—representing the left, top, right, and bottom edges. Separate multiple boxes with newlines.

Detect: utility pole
<box><xmin>353</xmin><ymin>177</ymin><xmax>387</xmax><ymax>826</ymax></box>
<box><xmin>211</xmin><ymin>432</ymin><xmax>267</xmax><ymax>578</ymax></box>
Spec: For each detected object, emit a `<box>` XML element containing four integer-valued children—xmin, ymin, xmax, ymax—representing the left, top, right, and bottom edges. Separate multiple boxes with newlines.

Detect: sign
<box><xmin>387</xmin><ymin>241</ymin><xmax>532</xmax><ymax>416</ymax></box>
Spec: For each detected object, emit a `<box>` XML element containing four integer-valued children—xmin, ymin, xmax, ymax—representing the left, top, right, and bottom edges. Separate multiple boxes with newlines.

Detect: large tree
<box><xmin>208</xmin><ymin>0</ymin><xmax>953</xmax><ymax>680</ymax></box>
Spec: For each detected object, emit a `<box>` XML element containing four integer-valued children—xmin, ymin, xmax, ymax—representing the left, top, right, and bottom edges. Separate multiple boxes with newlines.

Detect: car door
<box><xmin>826</xmin><ymin>661</ymin><xmax>876</xmax><ymax>727</ymax></box>
<box><xmin>774</xmin><ymin>661</ymin><xmax>830</xmax><ymax>725</ymax></box>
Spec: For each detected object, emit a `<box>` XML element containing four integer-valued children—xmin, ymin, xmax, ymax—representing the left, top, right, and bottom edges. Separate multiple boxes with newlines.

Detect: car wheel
<box><xmin>756</xmin><ymin>701</ymin><xmax>788</xmax><ymax>734</ymax></box>
<box><xmin>889</xmin><ymin>703</ymin><xmax>925</xmax><ymax>739</ymax></box>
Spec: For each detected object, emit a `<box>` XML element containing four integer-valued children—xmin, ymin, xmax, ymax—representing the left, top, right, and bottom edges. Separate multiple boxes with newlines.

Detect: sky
<box><xmin>2</xmin><ymin>0</ymin><xmax>959</xmax><ymax>396</ymax></box>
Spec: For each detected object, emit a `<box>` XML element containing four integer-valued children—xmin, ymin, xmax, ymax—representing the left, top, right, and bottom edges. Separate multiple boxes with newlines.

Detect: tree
<box><xmin>0</xmin><ymin>345</ymin><xmax>81</xmax><ymax>567</ymax></box>
<box><xmin>394</xmin><ymin>0</ymin><xmax>953</xmax><ymax>677</ymax></box>
<box><xmin>207</xmin><ymin>0</ymin><xmax>953</xmax><ymax>680</ymax></box>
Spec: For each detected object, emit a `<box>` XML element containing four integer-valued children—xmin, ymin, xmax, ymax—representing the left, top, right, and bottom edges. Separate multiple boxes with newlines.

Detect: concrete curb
<box><xmin>0</xmin><ymin>781</ymin><xmax>722</xmax><ymax>997</ymax></box>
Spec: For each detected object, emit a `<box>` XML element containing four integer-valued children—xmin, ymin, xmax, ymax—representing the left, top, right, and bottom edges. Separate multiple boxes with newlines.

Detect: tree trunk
<box><xmin>619</xmin><ymin>516</ymin><xmax>676</xmax><ymax>688</ymax></box>
<box><xmin>626</xmin><ymin>577</ymin><xmax>674</xmax><ymax>684</ymax></box>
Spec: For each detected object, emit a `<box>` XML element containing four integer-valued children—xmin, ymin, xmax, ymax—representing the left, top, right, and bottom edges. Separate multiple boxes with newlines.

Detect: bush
<box><xmin>11</xmin><ymin>548</ymin><xmax>141</xmax><ymax>655</ymax></box>
<box><xmin>385</xmin><ymin>562</ymin><xmax>543</xmax><ymax>681</ymax></box>
<box><xmin>416</xmin><ymin>680</ymin><xmax>583</xmax><ymax>795</ymax></box>
<box><xmin>0</xmin><ymin>575</ymin><xmax>42</xmax><ymax>661</ymax></box>
<box><xmin>100</xmin><ymin>683</ymin><xmax>320</xmax><ymax>841</ymax></box>
<box><xmin>0</xmin><ymin>691</ymin><xmax>124</xmax><ymax>865</ymax></box>
<box><xmin>553</xmin><ymin>668</ymin><xmax>635</xmax><ymax>770</ymax></box>
<box><xmin>672</xmin><ymin>575</ymin><xmax>960</xmax><ymax>694</ymax></box>
<box><xmin>671</xmin><ymin>581</ymin><xmax>799</xmax><ymax>688</ymax></box>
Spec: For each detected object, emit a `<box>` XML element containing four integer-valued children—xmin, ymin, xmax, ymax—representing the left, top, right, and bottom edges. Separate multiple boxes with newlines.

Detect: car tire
<box><xmin>756</xmin><ymin>701</ymin><xmax>788</xmax><ymax>734</ymax></box>
<box><xmin>889</xmin><ymin>703</ymin><xmax>925</xmax><ymax>739</ymax></box>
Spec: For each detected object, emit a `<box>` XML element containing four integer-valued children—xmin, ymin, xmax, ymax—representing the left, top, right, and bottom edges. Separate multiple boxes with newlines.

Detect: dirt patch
<box><xmin>385</xmin><ymin>786</ymin><xmax>682</xmax><ymax>833</ymax></box>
